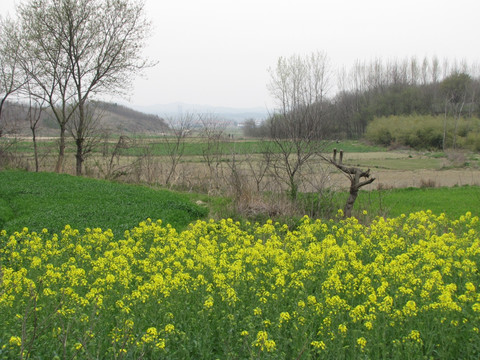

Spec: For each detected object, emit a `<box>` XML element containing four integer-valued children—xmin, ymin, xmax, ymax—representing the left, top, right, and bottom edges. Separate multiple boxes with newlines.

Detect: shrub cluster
<box><xmin>365</xmin><ymin>115</ymin><xmax>480</xmax><ymax>150</ymax></box>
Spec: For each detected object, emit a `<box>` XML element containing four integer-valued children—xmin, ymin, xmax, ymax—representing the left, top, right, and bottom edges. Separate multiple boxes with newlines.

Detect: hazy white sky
<box><xmin>1</xmin><ymin>0</ymin><xmax>480</xmax><ymax>109</ymax></box>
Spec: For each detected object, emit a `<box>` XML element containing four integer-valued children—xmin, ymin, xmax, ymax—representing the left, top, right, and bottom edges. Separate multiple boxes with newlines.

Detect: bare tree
<box><xmin>267</xmin><ymin>51</ymin><xmax>331</xmax><ymax>199</ymax></box>
<box><xmin>441</xmin><ymin>72</ymin><xmax>471</xmax><ymax>149</ymax></box>
<box><xmin>199</xmin><ymin>113</ymin><xmax>227</xmax><ymax>188</ymax></box>
<box><xmin>0</xmin><ymin>16</ymin><xmax>26</xmax><ymax>131</ymax></box>
<box><xmin>163</xmin><ymin>113</ymin><xmax>194</xmax><ymax>186</ymax></box>
<box><xmin>246</xmin><ymin>149</ymin><xmax>272</xmax><ymax>194</ymax></box>
<box><xmin>16</xmin><ymin>0</ymin><xmax>154</xmax><ymax>174</ymax></box>
<box><xmin>24</xmin><ymin>83</ymin><xmax>47</xmax><ymax>172</ymax></box>
<box><xmin>69</xmin><ymin>101</ymin><xmax>103</xmax><ymax>173</ymax></box>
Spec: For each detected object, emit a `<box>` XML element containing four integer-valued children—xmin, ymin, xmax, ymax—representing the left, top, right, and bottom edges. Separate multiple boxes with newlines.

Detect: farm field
<box><xmin>0</xmin><ymin>170</ymin><xmax>207</xmax><ymax>235</ymax></box>
<box><xmin>1</xmin><ymin>210</ymin><xmax>479</xmax><ymax>358</ymax></box>
<box><xmin>1</xmin><ymin>170</ymin><xmax>480</xmax><ymax>234</ymax></box>
<box><xmin>5</xmin><ymin>137</ymin><xmax>480</xmax><ymax>189</ymax></box>
<box><xmin>1</xmin><ymin>142</ymin><xmax>480</xmax><ymax>358</ymax></box>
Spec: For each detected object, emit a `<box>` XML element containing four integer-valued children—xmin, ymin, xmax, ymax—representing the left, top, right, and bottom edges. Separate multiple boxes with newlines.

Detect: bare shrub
<box><xmin>235</xmin><ymin>192</ymin><xmax>300</xmax><ymax>220</ymax></box>
<box><xmin>445</xmin><ymin>150</ymin><xmax>467</xmax><ymax>167</ymax></box>
<box><xmin>419</xmin><ymin>178</ymin><xmax>437</xmax><ymax>188</ymax></box>
<box><xmin>92</xmin><ymin>135</ymin><xmax>134</xmax><ymax>180</ymax></box>
<box><xmin>376</xmin><ymin>182</ymin><xmax>394</xmax><ymax>190</ymax></box>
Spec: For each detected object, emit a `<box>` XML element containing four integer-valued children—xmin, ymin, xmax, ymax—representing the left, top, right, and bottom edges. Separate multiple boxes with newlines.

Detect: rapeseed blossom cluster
<box><xmin>1</xmin><ymin>211</ymin><xmax>479</xmax><ymax>358</ymax></box>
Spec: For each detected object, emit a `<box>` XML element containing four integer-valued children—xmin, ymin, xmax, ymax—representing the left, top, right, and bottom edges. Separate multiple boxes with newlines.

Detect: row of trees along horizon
<box><xmin>1</xmin><ymin>1</ymin><xmax>479</xmax><ymax>178</ymax></box>
<box><xmin>245</xmin><ymin>54</ymin><xmax>480</xmax><ymax>147</ymax></box>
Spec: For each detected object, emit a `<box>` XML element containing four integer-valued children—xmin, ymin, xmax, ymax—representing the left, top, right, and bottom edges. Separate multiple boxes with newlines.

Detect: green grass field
<box><xmin>354</xmin><ymin>185</ymin><xmax>480</xmax><ymax>219</ymax></box>
<box><xmin>1</xmin><ymin>170</ymin><xmax>479</xmax><ymax>236</ymax></box>
<box><xmin>0</xmin><ymin>170</ymin><xmax>208</xmax><ymax>235</ymax></box>
<box><xmin>9</xmin><ymin>138</ymin><xmax>384</xmax><ymax>157</ymax></box>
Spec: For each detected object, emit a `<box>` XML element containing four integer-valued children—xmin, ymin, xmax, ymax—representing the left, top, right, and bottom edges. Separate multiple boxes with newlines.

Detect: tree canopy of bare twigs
<box><xmin>14</xmin><ymin>0</ymin><xmax>154</xmax><ymax>174</ymax></box>
<box><xmin>0</xmin><ymin>16</ymin><xmax>26</xmax><ymax>130</ymax></box>
<box><xmin>441</xmin><ymin>72</ymin><xmax>472</xmax><ymax>150</ymax></box>
<box><xmin>267</xmin><ymin>51</ymin><xmax>332</xmax><ymax>200</ymax></box>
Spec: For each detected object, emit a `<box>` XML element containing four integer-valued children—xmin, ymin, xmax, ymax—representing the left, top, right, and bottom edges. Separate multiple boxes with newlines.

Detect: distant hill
<box><xmin>0</xmin><ymin>100</ymin><xmax>168</xmax><ymax>136</ymax></box>
<box><xmin>127</xmin><ymin>102</ymin><xmax>270</xmax><ymax>124</ymax></box>
<box><xmin>91</xmin><ymin>101</ymin><xmax>168</xmax><ymax>133</ymax></box>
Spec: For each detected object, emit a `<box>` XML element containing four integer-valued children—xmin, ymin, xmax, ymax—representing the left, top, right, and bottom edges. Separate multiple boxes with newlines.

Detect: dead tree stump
<box><xmin>327</xmin><ymin>148</ymin><xmax>375</xmax><ymax>218</ymax></box>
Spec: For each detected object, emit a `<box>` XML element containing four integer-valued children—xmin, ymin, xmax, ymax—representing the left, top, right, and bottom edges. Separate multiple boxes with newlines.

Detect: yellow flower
<box><xmin>155</xmin><ymin>339</ymin><xmax>166</xmax><ymax>349</ymax></box>
<box><xmin>125</xmin><ymin>319</ymin><xmax>134</xmax><ymax>329</ymax></box>
<box><xmin>466</xmin><ymin>282</ymin><xmax>476</xmax><ymax>292</ymax></box>
<box><xmin>311</xmin><ymin>340</ymin><xmax>326</xmax><ymax>350</ymax></box>
<box><xmin>203</xmin><ymin>296</ymin><xmax>214</xmax><ymax>309</ymax></box>
<box><xmin>356</xmin><ymin>337</ymin><xmax>367</xmax><ymax>351</ymax></box>
<box><xmin>9</xmin><ymin>336</ymin><xmax>21</xmax><ymax>346</ymax></box>
<box><xmin>279</xmin><ymin>311</ymin><xmax>291</xmax><ymax>322</ymax></box>
<box><xmin>164</xmin><ymin>324</ymin><xmax>175</xmax><ymax>333</ymax></box>
<box><xmin>253</xmin><ymin>331</ymin><xmax>276</xmax><ymax>352</ymax></box>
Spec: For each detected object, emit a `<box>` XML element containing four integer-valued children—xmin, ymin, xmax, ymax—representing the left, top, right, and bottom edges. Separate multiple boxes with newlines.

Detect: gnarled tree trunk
<box><xmin>324</xmin><ymin>148</ymin><xmax>375</xmax><ymax>218</ymax></box>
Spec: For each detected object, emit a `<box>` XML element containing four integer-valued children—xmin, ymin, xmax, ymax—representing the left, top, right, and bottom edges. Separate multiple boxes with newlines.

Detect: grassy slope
<box><xmin>354</xmin><ymin>185</ymin><xmax>480</xmax><ymax>219</ymax></box>
<box><xmin>0</xmin><ymin>170</ymin><xmax>207</xmax><ymax>235</ymax></box>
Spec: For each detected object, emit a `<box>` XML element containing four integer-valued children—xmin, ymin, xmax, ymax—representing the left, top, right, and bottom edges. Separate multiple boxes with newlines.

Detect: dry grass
<box><xmin>9</xmin><ymin>146</ymin><xmax>480</xmax><ymax>193</ymax></box>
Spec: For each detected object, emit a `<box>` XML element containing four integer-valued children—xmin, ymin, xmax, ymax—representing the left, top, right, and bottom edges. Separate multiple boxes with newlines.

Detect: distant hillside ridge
<box><xmin>129</xmin><ymin>102</ymin><xmax>269</xmax><ymax>123</ymax></box>
<box><xmin>0</xmin><ymin>100</ymin><xmax>168</xmax><ymax>136</ymax></box>
<box><xmin>91</xmin><ymin>101</ymin><xmax>168</xmax><ymax>134</ymax></box>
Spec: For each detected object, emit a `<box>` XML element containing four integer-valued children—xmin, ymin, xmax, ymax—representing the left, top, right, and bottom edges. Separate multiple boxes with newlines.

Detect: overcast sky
<box><xmin>1</xmin><ymin>0</ymin><xmax>480</xmax><ymax>109</ymax></box>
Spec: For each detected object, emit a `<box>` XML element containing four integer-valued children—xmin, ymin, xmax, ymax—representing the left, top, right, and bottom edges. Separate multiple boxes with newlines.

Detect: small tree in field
<box><xmin>163</xmin><ymin>113</ymin><xmax>194</xmax><ymax>186</ymax></box>
<box><xmin>267</xmin><ymin>51</ymin><xmax>331</xmax><ymax>200</ymax></box>
<box><xmin>199</xmin><ymin>113</ymin><xmax>227</xmax><ymax>188</ymax></box>
<box><xmin>441</xmin><ymin>72</ymin><xmax>471</xmax><ymax>150</ymax></box>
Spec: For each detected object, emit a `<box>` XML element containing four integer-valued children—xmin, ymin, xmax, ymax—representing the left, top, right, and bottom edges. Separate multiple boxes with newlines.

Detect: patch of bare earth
<box><xmin>361</xmin><ymin>169</ymin><xmax>480</xmax><ymax>189</ymax></box>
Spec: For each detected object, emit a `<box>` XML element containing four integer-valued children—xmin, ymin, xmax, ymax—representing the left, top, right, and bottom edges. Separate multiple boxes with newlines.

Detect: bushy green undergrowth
<box><xmin>0</xmin><ymin>170</ymin><xmax>207</xmax><ymax>235</ymax></box>
<box><xmin>365</xmin><ymin>115</ymin><xmax>480</xmax><ymax>150</ymax></box>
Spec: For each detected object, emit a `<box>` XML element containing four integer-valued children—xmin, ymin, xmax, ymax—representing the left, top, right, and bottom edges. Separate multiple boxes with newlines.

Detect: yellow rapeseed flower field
<box><xmin>1</xmin><ymin>211</ymin><xmax>479</xmax><ymax>358</ymax></box>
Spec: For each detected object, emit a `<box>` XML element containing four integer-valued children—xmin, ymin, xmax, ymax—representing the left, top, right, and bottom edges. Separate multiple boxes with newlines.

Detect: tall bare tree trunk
<box><xmin>55</xmin><ymin>126</ymin><xmax>66</xmax><ymax>173</ymax></box>
<box><xmin>32</xmin><ymin>131</ymin><xmax>39</xmax><ymax>172</ymax></box>
<box><xmin>75</xmin><ymin>103</ymin><xmax>85</xmax><ymax>176</ymax></box>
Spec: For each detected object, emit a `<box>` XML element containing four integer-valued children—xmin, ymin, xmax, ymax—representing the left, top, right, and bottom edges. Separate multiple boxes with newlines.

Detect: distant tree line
<box><xmin>245</xmin><ymin>55</ymin><xmax>480</xmax><ymax>142</ymax></box>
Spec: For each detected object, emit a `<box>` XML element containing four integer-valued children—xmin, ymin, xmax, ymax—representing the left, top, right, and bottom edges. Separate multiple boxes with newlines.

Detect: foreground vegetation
<box><xmin>1</xmin><ymin>211</ymin><xmax>479</xmax><ymax>358</ymax></box>
<box><xmin>0</xmin><ymin>170</ymin><xmax>207</xmax><ymax>235</ymax></box>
